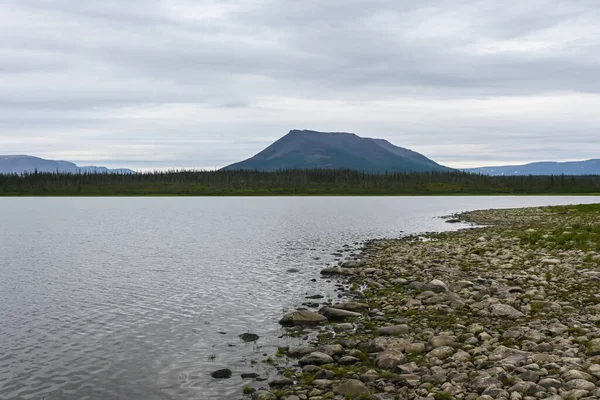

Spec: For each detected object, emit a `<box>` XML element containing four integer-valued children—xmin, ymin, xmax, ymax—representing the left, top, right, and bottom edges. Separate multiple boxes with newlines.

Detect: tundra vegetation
<box><xmin>0</xmin><ymin>170</ymin><xmax>600</xmax><ymax>196</ymax></box>
<box><xmin>244</xmin><ymin>204</ymin><xmax>600</xmax><ymax>400</ymax></box>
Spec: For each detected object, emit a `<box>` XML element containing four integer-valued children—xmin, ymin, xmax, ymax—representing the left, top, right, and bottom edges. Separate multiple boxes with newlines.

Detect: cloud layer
<box><xmin>2</xmin><ymin>0</ymin><xmax>599</xmax><ymax>169</ymax></box>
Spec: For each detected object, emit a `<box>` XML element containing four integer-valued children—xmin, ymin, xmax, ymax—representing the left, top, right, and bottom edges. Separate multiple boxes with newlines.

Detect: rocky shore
<box><xmin>244</xmin><ymin>204</ymin><xmax>600</xmax><ymax>400</ymax></box>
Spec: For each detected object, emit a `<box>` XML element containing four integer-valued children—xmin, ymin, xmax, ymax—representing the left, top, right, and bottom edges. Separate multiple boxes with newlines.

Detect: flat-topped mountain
<box><xmin>465</xmin><ymin>159</ymin><xmax>600</xmax><ymax>176</ymax></box>
<box><xmin>222</xmin><ymin>130</ymin><xmax>450</xmax><ymax>173</ymax></box>
<box><xmin>0</xmin><ymin>155</ymin><xmax>135</xmax><ymax>174</ymax></box>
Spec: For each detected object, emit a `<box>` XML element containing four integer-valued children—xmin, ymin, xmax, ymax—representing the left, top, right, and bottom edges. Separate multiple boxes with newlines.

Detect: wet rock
<box><xmin>332</xmin><ymin>302</ymin><xmax>369</xmax><ymax>312</ymax></box>
<box><xmin>342</xmin><ymin>260</ymin><xmax>365</xmax><ymax>268</ymax></box>
<box><xmin>286</xmin><ymin>268</ymin><xmax>300</xmax><ymax>273</ymax></box>
<box><xmin>239</xmin><ymin>333</ymin><xmax>260</xmax><ymax>342</ymax></box>
<box><xmin>298</xmin><ymin>352</ymin><xmax>334</xmax><ymax>366</ymax></box>
<box><xmin>320</xmin><ymin>266</ymin><xmax>354</xmax><ymax>276</ymax></box>
<box><xmin>252</xmin><ymin>391</ymin><xmax>277</xmax><ymax>400</ymax></box>
<box><xmin>241</xmin><ymin>373</ymin><xmax>260</xmax><ymax>379</ymax></box>
<box><xmin>279</xmin><ymin>309</ymin><xmax>327</xmax><ymax>326</ymax></box>
<box><xmin>211</xmin><ymin>369</ymin><xmax>232</xmax><ymax>379</ymax></box>
<box><xmin>321</xmin><ymin>307</ymin><xmax>362</xmax><ymax>320</ymax></box>
<box><xmin>269</xmin><ymin>378</ymin><xmax>294</xmax><ymax>387</ymax></box>
<box><xmin>333</xmin><ymin>379</ymin><xmax>370</xmax><ymax>398</ymax></box>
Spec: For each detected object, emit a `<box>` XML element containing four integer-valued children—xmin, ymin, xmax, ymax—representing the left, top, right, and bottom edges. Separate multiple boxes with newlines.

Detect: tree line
<box><xmin>0</xmin><ymin>169</ymin><xmax>599</xmax><ymax>195</ymax></box>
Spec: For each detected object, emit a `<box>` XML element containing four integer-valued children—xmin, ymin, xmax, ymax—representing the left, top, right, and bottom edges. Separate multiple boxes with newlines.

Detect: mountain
<box><xmin>222</xmin><ymin>130</ymin><xmax>450</xmax><ymax>173</ymax></box>
<box><xmin>0</xmin><ymin>155</ymin><xmax>135</xmax><ymax>174</ymax></box>
<box><xmin>465</xmin><ymin>159</ymin><xmax>600</xmax><ymax>176</ymax></box>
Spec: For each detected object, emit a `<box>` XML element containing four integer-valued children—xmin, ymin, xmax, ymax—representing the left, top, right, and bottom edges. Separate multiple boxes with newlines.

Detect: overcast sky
<box><xmin>1</xmin><ymin>0</ymin><xmax>599</xmax><ymax>169</ymax></box>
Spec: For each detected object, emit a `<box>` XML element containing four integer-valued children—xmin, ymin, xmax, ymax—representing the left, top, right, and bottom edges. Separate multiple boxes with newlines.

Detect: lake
<box><xmin>1</xmin><ymin>196</ymin><xmax>599</xmax><ymax>400</ymax></box>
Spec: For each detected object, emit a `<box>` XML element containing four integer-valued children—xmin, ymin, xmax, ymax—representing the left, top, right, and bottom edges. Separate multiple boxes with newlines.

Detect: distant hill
<box><xmin>465</xmin><ymin>159</ymin><xmax>600</xmax><ymax>176</ymax></box>
<box><xmin>221</xmin><ymin>130</ymin><xmax>451</xmax><ymax>173</ymax></box>
<box><xmin>0</xmin><ymin>155</ymin><xmax>135</xmax><ymax>174</ymax></box>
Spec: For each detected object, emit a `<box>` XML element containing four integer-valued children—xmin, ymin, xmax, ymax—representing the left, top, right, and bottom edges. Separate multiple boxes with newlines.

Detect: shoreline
<box><xmin>246</xmin><ymin>203</ymin><xmax>600</xmax><ymax>400</ymax></box>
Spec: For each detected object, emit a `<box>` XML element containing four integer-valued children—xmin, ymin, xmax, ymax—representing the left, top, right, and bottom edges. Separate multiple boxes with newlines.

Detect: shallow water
<box><xmin>1</xmin><ymin>196</ymin><xmax>599</xmax><ymax>400</ymax></box>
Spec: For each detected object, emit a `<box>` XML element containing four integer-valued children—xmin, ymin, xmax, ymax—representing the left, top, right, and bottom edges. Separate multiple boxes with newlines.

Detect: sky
<box><xmin>1</xmin><ymin>0</ymin><xmax>599</xmax><ymax>170</ymax></box>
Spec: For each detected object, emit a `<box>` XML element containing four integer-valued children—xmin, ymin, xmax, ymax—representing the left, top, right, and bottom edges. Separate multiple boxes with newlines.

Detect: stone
<box><xmin>332</xmin><ymin>302</ymin><xmax>369</xmax><ymax>312</ymax></box>
<box><xmin>587</xmin><ymin>338</ymin><xmax>600</xmax><ymax>356</ymax></box>
<box><xmin>429</xmin><ymin>335</ymin><xmax>458</xmax><ymax>348</ymax></box>
<box><xmin>239</xmin><ymin>333</ymin><xmax>260</xmax><ymax>342</ymax></box>
<box><xmin>427</xmin><ymin>346</ymin><xmax>455</xmax><ymax>360</ymax></box>
<box><xmin>287</xmin><ymin>345</ymin><xmax>316</xmax><ymax>357</ymax></box>
<box><xmin>312</xmin><ymin>379</ymin><xmax>333</xmax><ymax>388</ymax></box>
<box><xmin>269</xmin><ymin>378</ymin><xmax>294</xmax><ymax>387</ymax></box>
<box><xmin>562</xmin><ymin>370</ymin><xmax>594</xmax><ymax>382</ymax></box>
<box><xmin>377</xmin><ymin>350</ymin><xmax>406</xmax><ymax>369</ymax></box>
<box><xmin>489</xmin><ymin>304</ymin><xmax>524</xmax><ymax>319</ymax></box>
<box><xmin>333</xmin><ymin>379</ymin><xmax>370</xmax><ymax>399</ymax></box>
<box><xmin>406</xmin><ymin>342</ymin><xmax>426</xmax><ymax>355</ymax></box>
<box><xmin>338</xmin><ymin>356</ymin><xmax>361</xmax><ymax>365</ymax></box>
<box><xmin>378</xmin><ymin>324</ymin><xmax>410</xmax><ymax>336</ymax></box>
<box><xmin>538</xmin><ymin>378</ymin><xmax>562</xmax><ymax>389</ymax></box>
<box><xmin>316</xmin><ymin>344</ymin><xmax>344</xmax><ymax>356</ymax></box>
<box><xmin>321</xmin><ymin>307</ymin><xmax>362</xmax><ymax>320</ymax></box>
<box><xmin>252</xmin><ymin>391</ymin><xmax>277</xmax><ymax>400</ymax></box>
<box><xmin>211</xmin><ymin>369</ymin><xmax>232</xmax><ymax>379</ymax></box>
<box><xmin>426</xmin><ymin>279</ymin><xmax>449</xmax><ymax>293</ymax></box>
<box><xmin>470</xmin><ymin>375</ymin><xmax>502</xmax><ymax>393</ymax></box>
<box><xmin>320</xmin><ymin>266</ymin><xmax>354</xmax><ymax>276</ymax></box>
<box><xmin>314</xmin><ymin>369</ymin><xmax>336</xmax><ymax>380</ymax></box>
<box><xmin>279</xmin><ymin>310</ymin><xmax>327</xmax><ymax>326</ymax></box>
<box><xmin>241</xmin><ymin>373</ymin><xmax>260</xmax><ymax>379</ymax></box>
<box><xmin>342</xmin><ymin>260</ymin><xmax>365</xmax><ymax>268</ymax></box>
<box><xmin>566</xmin><ymin>379</ymin><xmax>596</xmax><ymax>391</ymax></box>
<box><xmin>492</xmin><ymin>346</ymin><xmax>531</xmax><ymax>365</ymax></box>
<box><xmin>360</xmin><ymin>337</ymin><xmax>410</xmax><ymax>353</ymax></box>
<box><xmin>298</xmin><ymin>352</ymin><xmax>334</xmax><ymax>366</ymax></box>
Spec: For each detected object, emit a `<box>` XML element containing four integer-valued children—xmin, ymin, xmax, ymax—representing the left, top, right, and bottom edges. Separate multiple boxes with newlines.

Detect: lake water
<box><xmin>1</xmin><ymin>196</ymin><xmax>599</xmax><ymax>400</ymax></box>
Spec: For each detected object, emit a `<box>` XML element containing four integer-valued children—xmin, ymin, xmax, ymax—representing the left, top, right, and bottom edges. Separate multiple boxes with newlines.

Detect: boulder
<box><xmin>489</xmin><ymin>303</ymin><xmax>524</xmax><ymax>319</ymax></box>
<box><xmin>378</xmin><ymin>324</ymin><xmax>410</xmax><ymax>336</ymax></box>
<box><xmin>279</xmin><ymin>309</ymin><xmax>327</xmax><ymax>326</ymax></box>
<box><xmin>333</xmin><ymin>379</ymin><xmax>370</xmax><ymax>399</ymax></box>
<box><xmin>211</xmin><ymin>369</ymin><xmax>232</xmax><ymax>379</ymax></box>
<box><xmin>321</xmin><ymin>307</ymin><xmax>362</xmax><ymax>320</ymax></box>
<box><xmin>239</xmin><ymin>333</ymin><xmax>260</xmax><ymax>342</ymax></box>
<box><xmin>252</xmin><ymin>391</ymin><xmax>277</xmax><ymax>400</ymax></box>
<box><xmin>299</xmin><ymin>351</ymin><xmax>334</xmax><ymax>366</ymax></box>
<box><xmin>320</xmin><ymin>266</ymin><xmax>354</xmax><ymax>276</ymax></box>
<box><xmin>377</xmin><ymin>350</ymin><xmax>406</xmax><ymax>369</ymax></box>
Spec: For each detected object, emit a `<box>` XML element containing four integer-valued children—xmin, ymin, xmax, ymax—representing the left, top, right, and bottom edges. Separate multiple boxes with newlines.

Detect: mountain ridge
<box><xmin>0</xmin><ymin>155</ymin><xmax>135</xmax><ymax>174</ymax></box>
<box><xmin>222</xmin><ymin>129</ymin><xmax>451</xmax><ymax>173</ymax></box>
<box><xmin>465</xmin><ymin>159</ymin><xmax>600</xmax><ymax>176</ymax></box>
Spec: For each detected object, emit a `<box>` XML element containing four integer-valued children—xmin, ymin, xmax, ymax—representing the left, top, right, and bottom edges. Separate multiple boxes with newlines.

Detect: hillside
<box><xmin>221</xmin><ymin>130</ymin><xmax>450</xmax><ymax>173</ymax></box>
<box><xmin>0</xmin><ymin>155</ymin><xmax>135</xmax><ymax>174</ymax></box>
<box><xmin>466</xmin><ymin>159</ymin><xmax>600</xmax><ymax>176</ymax></box>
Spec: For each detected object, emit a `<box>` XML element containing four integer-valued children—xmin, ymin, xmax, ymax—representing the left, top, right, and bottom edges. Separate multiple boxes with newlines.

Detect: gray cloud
<box><xmin>1</xmin><ymin>0</ymin><xmax>599</xmax><ymax>169</ymax></box>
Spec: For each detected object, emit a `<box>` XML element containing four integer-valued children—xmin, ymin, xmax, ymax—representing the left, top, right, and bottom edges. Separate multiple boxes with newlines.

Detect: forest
<box><xmin>1</xmin><ymin>169</ymin><xmax>600</xmax><ymax>196</ymax></box>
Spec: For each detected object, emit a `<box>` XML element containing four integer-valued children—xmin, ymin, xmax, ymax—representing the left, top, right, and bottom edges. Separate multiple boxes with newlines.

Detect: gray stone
<box><xmin>489</xmin><ymin>304</ymin><xmax>524</xmax><ymax>319</ymax></box>
<box><xmin>287</xmin><ymin>345</ymin><xmax>316</xmax><ymax>357</ymax></box>
<box><xmin>427</xmin><ymin>346</ymin><xmax>455</xmax><ymax>360</ymax></box>
<box><xmin>299</xmin><ymin>352</ymin><xmax>334</xmax><ymax>366</ymax></box>
<box><xmin>279</xmin><ymin>310</ymin><xmax>327</xmax><ymax>326</ymax></box>
<box><xmin>429</xmin><ymin>335</ymin><xmax>458</xmax><ymax>348</ymax></box>
<box><xmin>252</xmin><ymin>391</ymin><xmax>277</xmax><ymax>400</ymax></box>
<box><xmin>378</xmin><ymin>324</ymin><xmax>410</xmax><ymax>336</ymax></box>
<box><xmin>377</xmin><ymin>350</ymin><xmax>406</xmax><ymax>369</ymax></box>
<box><xmin>338</xmin><ymin>356</ymin><xmax>361</xmax><ymax>365</ymax></box>
<box><xmin>315</xmin><ymin>344</ymin><xmax>344</xmax><ymax>356</ymax></box>
<box><xmin>566</xmin><ymin>379</ymin><xmax>596</xmax><ymax>391</ymax></box>
<box><xmin>587</xmin><ymin>338</ymin><xmax>600</xmax><ymax>356</ymax></box>
<box><xmin>333</xmin><ymin>379</ymin><xmax>370</xmax><ymax>398</ymax></box>
<box><xmin>321</xmin><ymin>307</ymin><xmax>361</xmax><ymax>320</ymax></box>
